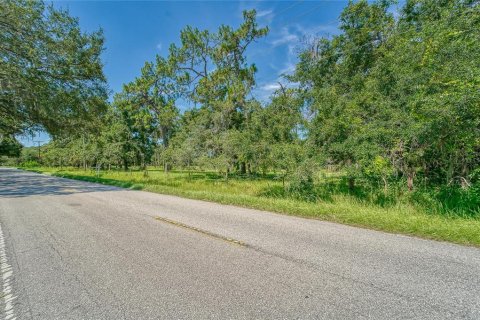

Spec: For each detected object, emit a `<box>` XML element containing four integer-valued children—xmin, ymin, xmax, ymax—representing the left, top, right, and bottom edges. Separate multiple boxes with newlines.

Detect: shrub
<box><xmin>19</xmin><ymin>160</ymin><xmax>40</xmax><ymax>168</ymax></box>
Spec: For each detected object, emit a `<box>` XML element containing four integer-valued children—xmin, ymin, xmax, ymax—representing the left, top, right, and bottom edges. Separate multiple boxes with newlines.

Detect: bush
<box><xmin>19</xmin><ymin>160</ymin><xmax>40</xmax><ymax>168</ymax></box>
<box><xmin>287</xmin><ymin>160</ymin><xmax>317</xmax><ymax>202</ymax></box>
<box><xmin>0</xmin><ymin>156</ymin><xmax>18</xmax><ymax>166</ymax></box>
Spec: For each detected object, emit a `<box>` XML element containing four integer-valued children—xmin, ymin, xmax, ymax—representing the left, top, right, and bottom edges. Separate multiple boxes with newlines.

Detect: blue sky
<box><xmin>22</xmin><ymin>0</ymin><xmax>351</xmax><ymax>146</ymax></box>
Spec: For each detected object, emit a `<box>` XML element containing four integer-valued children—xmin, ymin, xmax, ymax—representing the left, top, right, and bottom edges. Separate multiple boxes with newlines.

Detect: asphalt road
<box><xmin>0</xmin><ymin>167</ymin><xmax>479</xmax><ymax>319</ymax></box>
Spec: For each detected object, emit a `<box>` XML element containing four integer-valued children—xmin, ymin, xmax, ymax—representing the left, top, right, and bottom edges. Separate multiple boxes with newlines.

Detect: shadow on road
<box><xmin>0</xmin><ymin>168</ymin><xmax>119</xmax><ymax>198</ymax></box>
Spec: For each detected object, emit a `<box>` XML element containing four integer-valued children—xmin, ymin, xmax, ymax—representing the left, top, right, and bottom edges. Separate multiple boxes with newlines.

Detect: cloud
<box><xmin>268</xmin><ymin>28</ymin><xmax>300</xmax><ymax>77</ymax></box>
<box><xmin>278</xmin><ymin>61</ymin><xmax>296</xmax><ymax>76</ymax></box>
<box><xmin>251</xmin><ymin>19</ymin><xmax>340</xmax><ymax>103</ymax></box>
<box><xmin>256</xmin><ymin>9</ymin><xmax>273</xmax><ymax>18</ymax></box>
<box><xmin>261</xmin><ymin>82</ymin><xmax>281</xmax><ymax>91</ymax></box>
<box><xmin>271</xmin><ymin>27</ymin><xmax>299</xmax><ymax>47</ymax></box>
<box><xmin>268</xmin><ymin>22</ymin><xmax>340</xmax><ymax>77</ymax></box>
<box><xmin>156</xmin><ymin>42</ymin><xmax>162</xmax><ymax>51</ymax></box>
<box><xmin>256</xmin><ymin>9</ymin><xmax>275</xmax><ymax>24</ymax></box>
<box><xmin>271</xmin><ymin>34</ymin><xmax>299</xmax><ymax>47</ymax></box>
<box><xmin>255</xmin><ymin>80</ymin><xmax>299</xmax><ymax>103</ymax></box>
<box><xmin>253</xmin><ymin>82</ymin><xmax>279</xmax><ymax>103</ymax></box>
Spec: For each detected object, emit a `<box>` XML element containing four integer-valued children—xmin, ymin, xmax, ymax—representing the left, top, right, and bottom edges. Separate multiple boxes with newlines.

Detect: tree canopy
<box><xmin>293</xmin><ymin>0</ymin><xmax>480</xmax><ymax>190</ymax></box>
<box><xmin>0</xmin><ymin>0</ymin><xmax>108</xmax><ymax>138</ymax></box>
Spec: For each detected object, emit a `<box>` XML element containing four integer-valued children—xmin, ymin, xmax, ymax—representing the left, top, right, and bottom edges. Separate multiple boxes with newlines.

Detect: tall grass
<box><xmin>27</xmin><ymin>167</ymin><xmax>480</xmax><ymax>247</ymax></box>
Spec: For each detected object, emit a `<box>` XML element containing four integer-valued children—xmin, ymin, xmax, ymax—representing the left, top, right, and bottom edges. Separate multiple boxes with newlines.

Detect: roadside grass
<box><xmin>24</xmin><ymin>167</ymin><xmax>480</xmax><ymax>247</ymax></box>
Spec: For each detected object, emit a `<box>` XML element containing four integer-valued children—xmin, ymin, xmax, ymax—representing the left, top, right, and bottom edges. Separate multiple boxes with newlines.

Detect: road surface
<box><xmin>0</xmin><ymin>167</ymin><xmax>479</xmax><ymax>319</ymax></box>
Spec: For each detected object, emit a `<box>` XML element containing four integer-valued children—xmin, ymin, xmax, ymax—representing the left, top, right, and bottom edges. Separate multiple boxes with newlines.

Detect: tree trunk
<box><xmin>348</xmin><ymin>177</ymin><xmax>355</xmax><ymax>191</ymax></box>
<box><xmin>407</xmin><ymin>171</ymin><xmax>415</xmax><ymax>191</ymax></box>
<box><xmin>461</xmin><ymin>162</ymin><xmax>470</xmax><ymax>189</ymax></box>
<box><xmin>346</xmin><ymin>158</ymin><xmax>355</xmax><ymax>191</ymax></box>
<box><xmin>123</xmin><ymin>158</ymin><xmax>128</xmax><ymax>171</ymax></box>
<box><xmin>423</xmin><ymin>163</ymin><xmax>428</xmax><ymax>189</ymax></box>
<box><xmin>82</xmin><ymin>135</ymin><xmax>86</xmax><ymax>171</ymax></box>
<box><xmin>240</xmin><ymin>162</ymin><xmax>246</xmax><ymax>174</ymax></box>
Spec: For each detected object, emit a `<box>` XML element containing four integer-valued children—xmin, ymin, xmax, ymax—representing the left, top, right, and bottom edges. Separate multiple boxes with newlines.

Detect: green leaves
<box><xmin>0</xmin><ymin>135</ymin><xmax>22</xmax><ymax>157</ymax></box>
<box><xmin>294</xmin><ymin>0</ymin><xmax>480</xmax><ymax>189</ymax></box>
<box><xmin>164</xmin><ymin>10</ymin><xmax>269</xmax><ymax>173</ymax></box>
<box><xmin>0</xmin><ymin>0</ymin><xmax>107</xmax><ymax>136</ymax></box>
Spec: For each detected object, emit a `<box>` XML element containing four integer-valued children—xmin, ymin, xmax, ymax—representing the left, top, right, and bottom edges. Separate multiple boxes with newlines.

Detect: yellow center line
<box><xmin>154</xmin><ymin>216</ymin><xmax>247</xmax><ymax>247</ymax></box>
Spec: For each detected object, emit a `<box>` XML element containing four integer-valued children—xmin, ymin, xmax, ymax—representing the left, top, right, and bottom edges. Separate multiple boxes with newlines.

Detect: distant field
<box><xmin>24</xmin><ymin>167</ymin><xmax>480</xmax><ymax>247</ymax></box>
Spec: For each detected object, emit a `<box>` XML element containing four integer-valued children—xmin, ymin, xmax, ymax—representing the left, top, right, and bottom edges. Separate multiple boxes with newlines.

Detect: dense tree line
<box><xmin>293</xmin><ymin>0</ymin><xmax>480</xmax><ymax>191</ymax></box>
<box><xmin>5</xmin><ymin>0</ymin><xmax>480</xmax><ymax>194</ymax></box>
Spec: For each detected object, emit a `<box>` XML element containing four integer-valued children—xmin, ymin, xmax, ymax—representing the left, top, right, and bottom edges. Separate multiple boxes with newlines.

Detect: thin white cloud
<box><xmin>271</xmin><ymin>34</ymin><xmax>299</xmax><ymax>47</ymax></box>
<box><xmin>156</xmin><ymin>42</ymin><xmax>162</xmax><ymax>51</ymax></box>
<box><xmin>261</xmin><ymin>82</ymin><xmax>281</xmax><ymax>91</ymax></box>
<box><xmin>278</xmin><ymin>61</ymin><xmax>296</xmax><ymax>76</ymax></box>
<box><xmin>255</xmin><ymin>80</ymin><xmax>299</xmax><ymax>103</ymax></box>
<box><xmin>271</xmin><ymin>27</ymin><xmax>299</xmax><ymax>47</ymax></box>
<box><xmin>252</xmin><ymin>84</ymin><xmax>277</xmax><ymax>103</ymax></box>
<box><xmin>252</xmin><ymin>20</ymin><xmax>340</xmax><ymax>103</ymax></box>
<box><xmin>259</xmin><ymin>8</ymin><xmax>275</xmax><ymax>24</ymax></box>
<box><xmin>269</xmin><ymin>22</ymin><xmax>340</xmax><ymax>77</ymax></box>
<box><xmin>257</xmin><ymin>9</ymin><xmax>274</xmax><ymax>18</ymax></box>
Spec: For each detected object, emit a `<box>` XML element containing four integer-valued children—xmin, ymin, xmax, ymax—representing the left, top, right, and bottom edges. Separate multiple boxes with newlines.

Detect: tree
<box><xmin>112</xmin><ymin>93</ymin><xmax>155</xmax><ymax>170</ymax></box>
<box><xmin>293</xmin><ymin>0</ymin><xmax>395</xmax><ymax>190</ymax></box>
<box><xmin>0</xmin><ymin>135</ymin><xmax>22</xmax><ymax>157</ymax></box>
<box><xmin>0</xmin><ymin>0</ymin><xmax>108</xmax><ymax>136</ymax></box>
<box><xmin>112</xmin><ymin>55</ymin><xmax>180</xmax><ymax>171</ymax></box>
<box><xmin>168</xmin><ymin>10</ymin><xmax>268</xmax><ymax>174</ymax></box>
<box><xmin>366</xmin><ymin>0</ymin><xmax>480</xmax><ymax>189</ymax></box>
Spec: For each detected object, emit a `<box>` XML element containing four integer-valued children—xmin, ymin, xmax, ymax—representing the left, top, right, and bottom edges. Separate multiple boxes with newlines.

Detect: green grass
<box><xmin>24</xmin><ymin>167</ymin><xmax>480</xmax><ymax>247</ymax></box>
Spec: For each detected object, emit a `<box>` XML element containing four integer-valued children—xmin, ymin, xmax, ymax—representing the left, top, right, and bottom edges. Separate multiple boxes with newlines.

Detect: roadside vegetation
<box><xmin>2</xmin><ymin>0</ymin><xmax>480</xmax><ymax>246</ymax></box>
<box><xmin>23</xmin><ymin>166</ymin><xmax>480</xmax><ymax>247</ymax></box>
